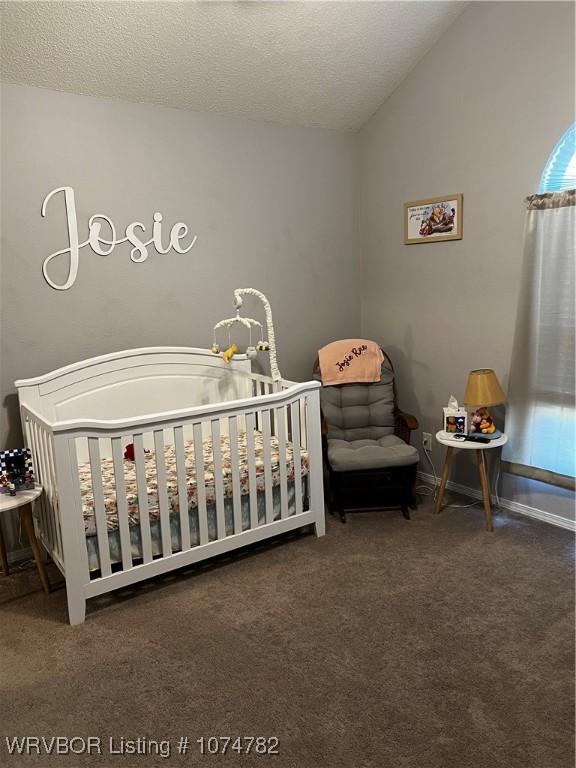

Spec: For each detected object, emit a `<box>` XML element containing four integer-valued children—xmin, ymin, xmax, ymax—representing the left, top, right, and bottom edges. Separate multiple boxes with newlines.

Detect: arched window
<box><xmin>539</xmin><ymin>123</ymin><xmax>576</xmax><ymax>193</ymax></box>
<box><xmin>503</xmin><ymin>126</ymin><xmax>575</xmax><ymax>486</ymax></box>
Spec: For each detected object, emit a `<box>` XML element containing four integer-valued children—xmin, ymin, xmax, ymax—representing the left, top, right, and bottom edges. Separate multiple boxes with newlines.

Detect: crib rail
<box><xmin>47</xmin><ymin>378</ymin><xmax>314</xmax><ymax>434</ymax></box>
<box><xmin>20</xmin><ymin>379</ymin><xmax>323</xmax><ymax>624</ymax></box>
<box><xmin>21</xmin><ymin>408</ymin><xmax>65</xmax><ymax>572</ymax></box>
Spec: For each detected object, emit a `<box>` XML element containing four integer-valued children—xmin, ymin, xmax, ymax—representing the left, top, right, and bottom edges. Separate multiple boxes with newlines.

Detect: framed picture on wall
<box><xmin>404</xmin><ymin>193</ymin><xmax>463</xmax><ymax>245</ymax></box>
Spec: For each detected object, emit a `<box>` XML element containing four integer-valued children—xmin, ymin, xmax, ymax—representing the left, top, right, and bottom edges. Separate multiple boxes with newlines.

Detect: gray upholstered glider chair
<box><xmin>314</xmin><ymin>348</ymin><xmax>419</xmax><ymax>522</ymax></box>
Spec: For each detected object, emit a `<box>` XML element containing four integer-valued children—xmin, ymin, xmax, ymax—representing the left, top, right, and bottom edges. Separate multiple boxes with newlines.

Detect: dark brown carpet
<box><xmin>1</xmin><ymin>499</ymin><xmax>574</xmax><ymax>768</ymax></box>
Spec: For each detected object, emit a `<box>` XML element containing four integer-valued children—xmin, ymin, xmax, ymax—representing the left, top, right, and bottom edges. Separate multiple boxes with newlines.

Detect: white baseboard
<box><xmin>417</xmin><ymin>470</ymin><xmax>576</xmax><ymax>533</ymax></box>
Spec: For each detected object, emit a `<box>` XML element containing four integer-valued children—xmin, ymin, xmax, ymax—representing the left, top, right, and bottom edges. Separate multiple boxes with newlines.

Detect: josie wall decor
<box><xmin>404</xmin><ymin>193</ymin><xmax>463</xmax><ymax>245</ymax></box>
<box><xmin>41</xmin><ymin>186</ymin><xmax>198</xmax><ymax>290</ymax></box>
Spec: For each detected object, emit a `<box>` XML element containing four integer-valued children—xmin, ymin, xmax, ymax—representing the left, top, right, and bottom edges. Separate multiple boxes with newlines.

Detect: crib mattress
<box><xmin>79</xmin><ymin>431</ymin><xmax>309</xmax><ymax>536</ymax></box>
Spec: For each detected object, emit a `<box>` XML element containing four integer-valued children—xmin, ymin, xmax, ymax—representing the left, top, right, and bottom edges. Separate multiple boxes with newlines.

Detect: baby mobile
<box><xmin>211</xmin><ymin>288</ymin><xmax>282</xmax><ymax>383</ymax></box>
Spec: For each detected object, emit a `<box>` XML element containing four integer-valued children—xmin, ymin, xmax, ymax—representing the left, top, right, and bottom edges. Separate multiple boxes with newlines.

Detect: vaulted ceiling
<box><xmin>0</xmin><ymin>1</ymin><xmax>466</xmax><ymax>130</ymax></box>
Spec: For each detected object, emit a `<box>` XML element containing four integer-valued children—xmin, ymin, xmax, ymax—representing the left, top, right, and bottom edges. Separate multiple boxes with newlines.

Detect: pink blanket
<box><xmin>318</xmin><ymin>340</ymin><xmax>384</xmax><ymax>386</ymax></box>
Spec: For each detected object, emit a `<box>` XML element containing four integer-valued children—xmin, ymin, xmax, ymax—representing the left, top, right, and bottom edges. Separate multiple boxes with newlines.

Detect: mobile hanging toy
<box><xmin>211</xmin><ymin>288</ymin><xmax>280</xmax><ymax>381</ymax></box>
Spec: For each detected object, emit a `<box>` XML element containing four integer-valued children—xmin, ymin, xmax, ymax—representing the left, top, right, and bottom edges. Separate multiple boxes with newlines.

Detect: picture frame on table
<box><xmin>404</xmin><ymin>193</ymin><xmax>463</xmax><ymax>245</ymax></box>
<box><xmin>0</xmin><ymin>448</ymin><xmax>35</xmax><ymax>493</ymax></box>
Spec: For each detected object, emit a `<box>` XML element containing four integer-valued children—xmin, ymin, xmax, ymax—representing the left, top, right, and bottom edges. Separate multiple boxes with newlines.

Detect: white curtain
<box><xmin>503</xmin><ymin>190</ymin><xmax>575</xmax><ymax>489</ymax></box>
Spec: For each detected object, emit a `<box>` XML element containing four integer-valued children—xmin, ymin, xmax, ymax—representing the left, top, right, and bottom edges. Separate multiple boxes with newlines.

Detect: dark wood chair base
<box><xmin>326</xmin><ymin>464</ymin><xmax>418</xmax><ymax>523</ymax></box>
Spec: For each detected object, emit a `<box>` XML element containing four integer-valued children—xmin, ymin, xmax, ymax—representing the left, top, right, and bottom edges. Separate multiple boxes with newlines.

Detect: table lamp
<box><xmin>463</xmin><ymin>369</ymin><xmax>506</xmax><ymax>436</ymax></box>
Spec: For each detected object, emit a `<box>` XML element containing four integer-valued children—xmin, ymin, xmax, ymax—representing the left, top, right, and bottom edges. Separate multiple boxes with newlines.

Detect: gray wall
<box><xmin>0</xmin><ymin>84</ymin><xmax>360</xmax><ymax>552</ymax></box>
<box><xmin>1</xmin><ymin>0</ymin><xmax>574</xmax><ymax>558</ymax></box>
<box><xmin>358</xmin><ymin>1</ymin><xmax>575</xmax><ymax>521</ymax></box>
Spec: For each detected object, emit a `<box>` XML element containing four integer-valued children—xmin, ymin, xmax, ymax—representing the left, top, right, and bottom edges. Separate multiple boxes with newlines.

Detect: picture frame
<box><xmin>0</xmin><ymin>447</ymin><xmax>35</xmax><ymax>493</ymax></box>
<box><xmin>404</xmin><ymin>193</ymin><xmax>463</xmax><ymax>245</ymax></box>
<box><xmin>443</xmin><ymin>407</ymin><xmax>468</xmax><ymax>435</ymax></box>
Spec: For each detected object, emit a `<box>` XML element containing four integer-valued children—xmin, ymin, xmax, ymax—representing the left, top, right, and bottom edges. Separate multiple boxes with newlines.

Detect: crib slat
<box><xmin>59</xmin><ymin>435</ymin><xmax>91</xmax><ymax>596</ymax></box>
<box><xmin>33</xmin><ymin>422</ymin><xmax>47</xmax><ymax>492</ymax></box>
<box><xmin>36</xmin><ymin>426</ymin><xmax>53</xmax><ymax>551</ymax></box>
<box><xmin>111</xmin><ymin>437</ymin><xmax>132</xmax><ymax>571</ymax></box>
<box><xmin>275</xmin><ymin>406</ymin><xmax>289</xmax><ymax>519</ymax></box>
<box><xmin>228</xmin><ymin>416</ymin><xmax>242</xmax><ymax>534</ymax></box>
<box><xmin>32</xmin><ymin>421</ymin><xmax>54</xmax><ymax>549</ymax></box>
<box><xmin>261</xmin><ymin>409</ymin><xmax>274</xmax><ymax>524</ymax></box>
<box><xmin>245</xmin><ymin>412</ymin><xmax>258</xmax><ymax>529</ymax></box>
<box><xmin>133</xmin><ymin>433</ymin><xmax>153</xmax><ymax>564</ymax></box>
<box><xmin>40</xmin><ymin>427</ymin><xmax>63</xmax><ymax>559</ymax></box>
<box><xmin>291</xmin><ymin>401</ymin><xmax>303</xmax><ymax>515</ymax></box>
<box><xmin>254</xmin><ymin>383</ymin><xmax>261</xmax><ymax>430</ymax></box>
<box><xmin>193</xmin><ymin>422</ymin><xmax>209</xmax><ymax>545</ymax></box>
<box><xmin>36</xmin><ymin>422</ymin><xmax>56</xmax><ymax>553</ymax></box>
<box><xmin>211</xmin><ymin>420</ymin><xmax>226</xmax><ymax>539</ymax></box>
<box><xmin>42</xmin><ymin>429</ymin><xmax>57</xmax><ymax>553</ymax></box>
<box><xmin>300</xmin><ymin>398</ymin><xmax>308</xmax><ymax>449</ymax></box>
<box><xmin>32</xmin><ymin>423</ymin><xmax>49</xmax><ymax>548</ymax></box>
<box><xmin>283</xmin><ymin>400</ymin><xmax>290</xmax><ymax>441</ymax></box>
<box><xmin>88</xmin><ymin>437</ymin><xmax>112</xmax><ymax>577</ymax></box>
<box><xmin>153</xmin><ymin>430</ymin><xmax>172</xmax><ymax>557</ymax></box>
<box><xmin>174</xmin><ymin>426</ymin><xmax>191</xmax><ymax>551</ymax></box>
<box><xmin>31</xmin><ymin>426</ymin><xmax>49</xmax><ymax>552</ymax></box>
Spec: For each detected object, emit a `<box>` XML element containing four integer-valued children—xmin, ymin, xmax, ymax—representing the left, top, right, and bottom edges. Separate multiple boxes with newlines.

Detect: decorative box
<box><xmin>0</xmin><ymin>448</ymin><xmax>35</xmax><ymax>493</ymax></box>
<box><xmin>443</xmin><ymin>407</ymin><xmax>468</xmax><ymax>435</ymax></box>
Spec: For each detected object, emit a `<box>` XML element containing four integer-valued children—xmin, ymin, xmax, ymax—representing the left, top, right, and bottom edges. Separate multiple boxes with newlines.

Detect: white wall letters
<box><xmin>41</xmin><ymin>186</ymin><xmax>198</xmax><ymax>290</ymax></box>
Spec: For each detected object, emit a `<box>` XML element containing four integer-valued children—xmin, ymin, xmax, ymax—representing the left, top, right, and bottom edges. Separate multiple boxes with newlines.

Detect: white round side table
<box><xmin>0</xmin><ymin>484</ymin><xmax>50</xmax><ymax>593</ymax></box>
<box><xmin>433</xmin><ymin>431</ymin><xmax>508</xmax><ymax>532</ymax></box>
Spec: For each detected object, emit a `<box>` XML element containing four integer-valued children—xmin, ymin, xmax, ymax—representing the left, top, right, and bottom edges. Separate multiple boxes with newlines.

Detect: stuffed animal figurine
<box><xmin>470</xmin><ymin>407</ymin><xmax>496</xmax><ymax>434</ymax></box>
<box><xmin>124</xmin><ymin>443</ymin><xmax>151</xmax><ymax>461</ymax></box>
<box><xmin>222</xmin><ymin>343</ymin><xmax>239</xmax><ymax>364</ymax></box>
<box><xmin>470</xmin><ymin>411</ymin><xmax>482</xmax><ymax>432</ymax></box>
<box><xmin>124</xmin><ymin>443</ymin><xmax>135</xmax><ymax>461</ymax></box>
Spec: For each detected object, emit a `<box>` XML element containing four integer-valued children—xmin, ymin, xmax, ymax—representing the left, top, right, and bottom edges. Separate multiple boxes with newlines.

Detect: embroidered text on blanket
<box><xmin>41</xmin><ymin>186</ymin><xmax>198</xmax><ymax>290</ymax></box>
<box><xmin>336</xmin><ymin>344</ymin><xmax>369</xmax><ymax>372</ymax></box>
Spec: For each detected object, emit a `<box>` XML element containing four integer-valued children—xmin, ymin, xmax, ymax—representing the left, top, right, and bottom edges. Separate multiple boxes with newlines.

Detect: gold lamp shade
<box><xmin>463</xmin><ymin>369</ymin><xmax>506</xmax><ymax>406</ymax></box>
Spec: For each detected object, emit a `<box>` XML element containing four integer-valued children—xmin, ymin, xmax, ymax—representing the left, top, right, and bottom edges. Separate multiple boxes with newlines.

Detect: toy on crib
<box><xmin>470</xmin><ymin>407</ymin><xmax>496</xmax><ymax>434</ymax></box>
<box><xmin>211</xmin><ymin>288</ymin><xmax>282</xmax><ymax>381</ymax></box>
<box><xmin>222</xmin><ymin>343</ymin><xmax>239</xmax><ymax>364</ymax></box>
<box><xmin>124</xmin><ymin>443</ymin><xmax>151</xmax><ymax>461</ymax></box>
<box><xmin>211</xmin><ymin>312</ymin><xmax>261</xmax><ymax>364</ymax></box>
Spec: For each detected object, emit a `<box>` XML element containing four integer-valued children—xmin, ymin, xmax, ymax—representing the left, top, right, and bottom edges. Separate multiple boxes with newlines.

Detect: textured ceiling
<box><xmin>0</xmin><ymin>1</ymin><xmax>466</xmax><ymax>131</ymax></box>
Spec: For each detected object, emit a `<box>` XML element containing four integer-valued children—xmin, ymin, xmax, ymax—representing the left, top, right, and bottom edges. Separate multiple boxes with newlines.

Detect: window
<box><xmin>502</xmin><ymin>128</ymin><xmax>575</xmax><ymax>488</ymax></box>
<box><xmin>539</xmin><ymin>122</ymin><xmax>576</xmax><ymax>193</ymax></box>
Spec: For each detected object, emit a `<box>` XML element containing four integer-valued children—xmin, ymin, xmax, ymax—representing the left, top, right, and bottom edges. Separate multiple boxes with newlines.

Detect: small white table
<box><xmin>434</xmin><ymin>431</ymin><xmax>508</xmax><ymax>532</ymax></box>
<box><xmin>0</xmin><ymin>485</ymin><xmax>50</xmax><ymax>593</ymax></box>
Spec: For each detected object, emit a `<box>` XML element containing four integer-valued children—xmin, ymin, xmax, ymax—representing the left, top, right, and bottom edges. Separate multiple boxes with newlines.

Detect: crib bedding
<box><xmin>79</xmin><ymin>431</ymin><xmax>309</xmax><ymax>537</ymax></box>
<box><xmin>85</xmin><ymin>481</ymin><xmax>307</xmax><ymax>572</ymax></box>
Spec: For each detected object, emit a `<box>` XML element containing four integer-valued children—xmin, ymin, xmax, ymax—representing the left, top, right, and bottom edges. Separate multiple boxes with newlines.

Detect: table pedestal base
<box><xmin>0</xmin><ymin>504</ymin><xmax>51</xmax><ymax>593</ymax></box>
<box><xmin>434</xmin><ymin>447</ymin><xmax>494</xmax><ymax>532</ymax></box>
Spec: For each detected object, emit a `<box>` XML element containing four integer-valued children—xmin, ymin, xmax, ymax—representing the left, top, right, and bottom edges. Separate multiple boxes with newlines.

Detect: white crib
<box><xmin>16</xmin><ymin>347</ymin><xmax>325</xmax><ymax>625</ymax></box>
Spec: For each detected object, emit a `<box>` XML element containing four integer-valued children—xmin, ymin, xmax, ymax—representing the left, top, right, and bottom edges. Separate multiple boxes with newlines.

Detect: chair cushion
<box><xmin>320</xmin><ymin>358</ymin><xmax>396</xmax><ymax>442</ymax></box>
<box><xmin>327</xmin><ymin>435</ymin><xmax>419</xmax><ymax>472</ymax></box>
